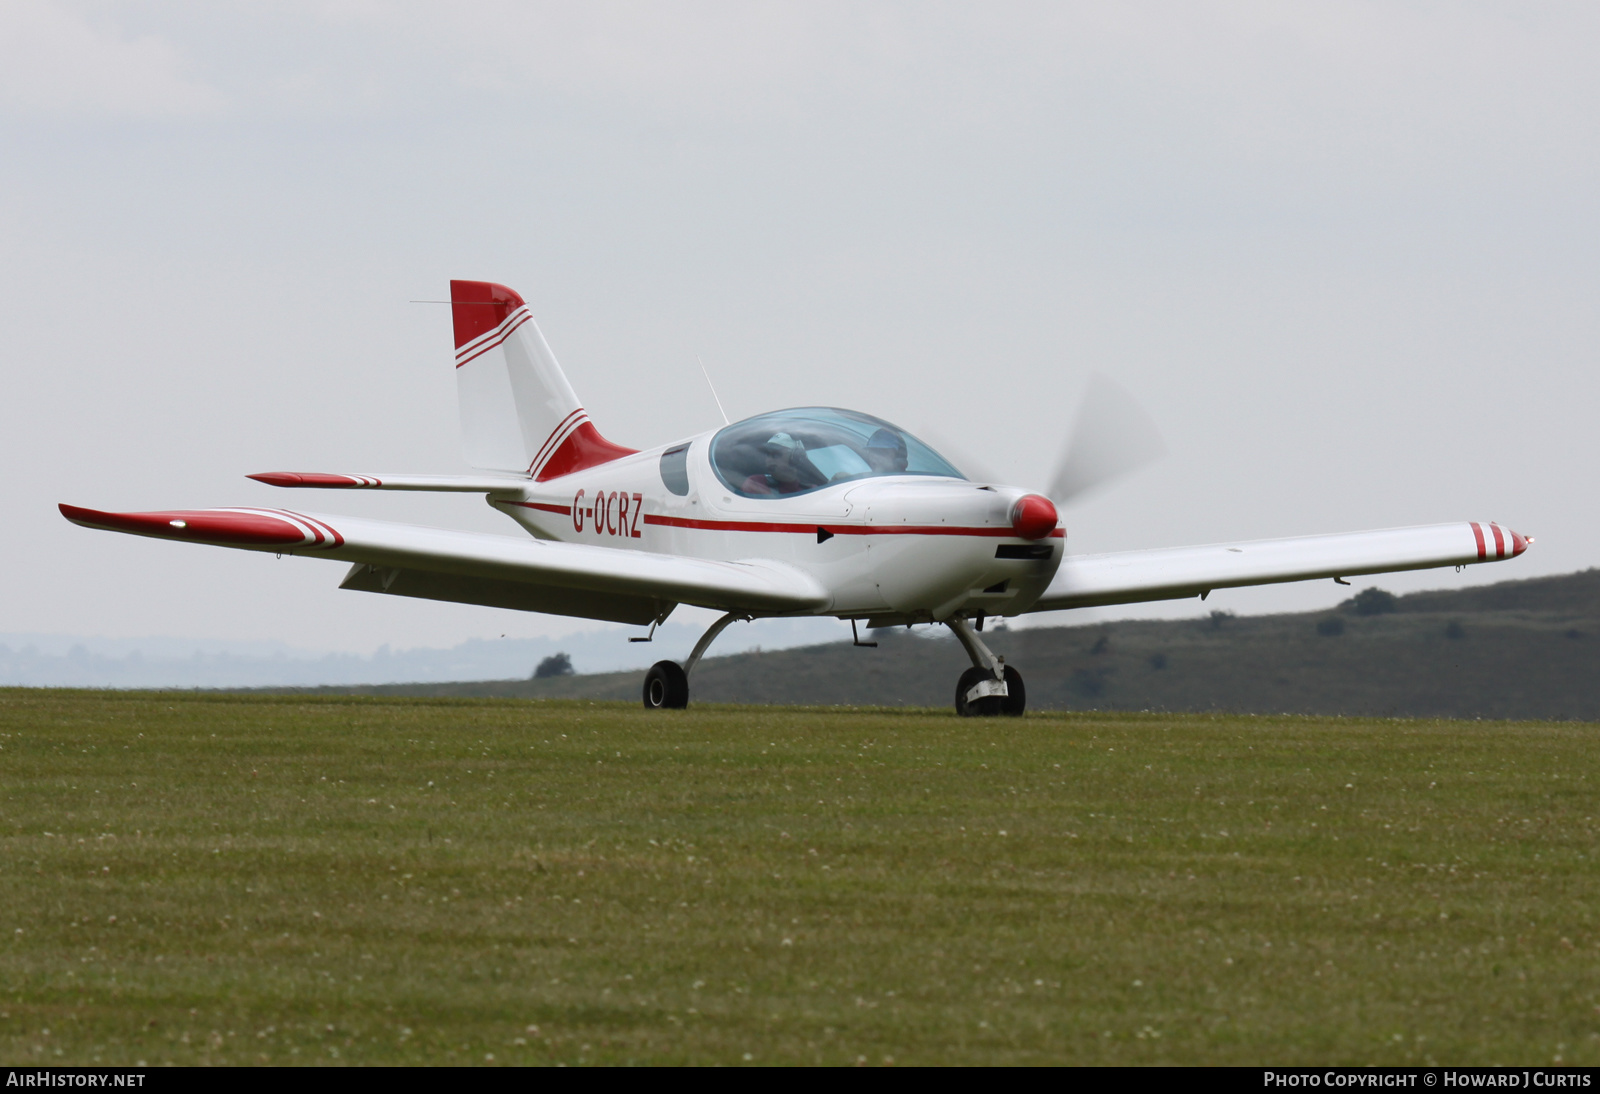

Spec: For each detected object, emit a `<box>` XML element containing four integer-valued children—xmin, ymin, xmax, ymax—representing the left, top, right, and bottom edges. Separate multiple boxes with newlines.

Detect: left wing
<box><xmin>59</xmin><ymin>504</ymin><xmax>828</xmax><ymax>625</ymax></box>
<box><xmin>1028</xmin><ymin>521</ymin><xmax>1529</xmax><ymax>613</ymax></box>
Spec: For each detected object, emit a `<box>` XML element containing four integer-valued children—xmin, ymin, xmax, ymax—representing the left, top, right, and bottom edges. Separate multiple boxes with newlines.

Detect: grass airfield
<box><xmin>1</xmin><ymin>691</ymin><xmax>1596</xmax><ymax>1066</ymax></box>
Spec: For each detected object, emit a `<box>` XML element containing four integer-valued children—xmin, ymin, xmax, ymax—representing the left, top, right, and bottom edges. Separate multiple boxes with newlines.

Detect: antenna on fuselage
<box><xmin>695</xmin><ymin>353</ymin><xmax>731</xmax><ymax>426</ymax></box>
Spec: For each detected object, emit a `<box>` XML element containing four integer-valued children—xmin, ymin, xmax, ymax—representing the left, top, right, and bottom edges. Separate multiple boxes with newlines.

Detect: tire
<box><xmin>955</xmin><ymin>667</ymin><xmax>1005</xmax><ymax>717</ymax></box>
<box><xmin>1001</xmin><ymin>665</ymin><xmax>1026</xmax><ymax>717</ymax></box>
<box><xmin>642</xmin><ymin>660</ymin><xmax>689</xmax><ymax>709</ymax></box>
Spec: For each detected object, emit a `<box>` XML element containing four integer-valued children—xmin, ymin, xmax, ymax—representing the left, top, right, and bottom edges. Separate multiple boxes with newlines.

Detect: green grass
<box><xmin>1</xmin><ymin>690</ymin><xmax>1597</xmax><ymax>1066</ymax></box>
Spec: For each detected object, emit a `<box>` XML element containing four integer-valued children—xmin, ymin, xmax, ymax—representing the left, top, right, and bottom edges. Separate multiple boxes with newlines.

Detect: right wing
<box><xmin>1029</xmin><ymin>522</ymin><xmax>1529</xmax><ymax>613</ymax></box>
<box><xmin>60</xmin><ymin>504</ymin><xmax>829</xmax><ymax>625</ymax></box>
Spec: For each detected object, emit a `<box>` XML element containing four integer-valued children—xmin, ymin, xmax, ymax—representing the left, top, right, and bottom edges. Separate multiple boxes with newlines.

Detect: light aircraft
<box><xmin>61</xmin><ymin>280</ymin><xmax>1532</xmax><ymax>715</ymax></box>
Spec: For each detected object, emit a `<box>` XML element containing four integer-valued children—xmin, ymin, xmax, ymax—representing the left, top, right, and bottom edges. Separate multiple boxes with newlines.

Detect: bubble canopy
<box><xmin>709</xmin><ymin>407</ymin><xmax>965</xmax><ymax>499</ymax></box>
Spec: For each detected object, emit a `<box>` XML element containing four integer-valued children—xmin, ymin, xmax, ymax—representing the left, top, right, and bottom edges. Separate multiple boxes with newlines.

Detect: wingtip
<box><xmin>57</xmin><ymin>505</ymin><xmax>344</xmax><ymax>548</ymax></box>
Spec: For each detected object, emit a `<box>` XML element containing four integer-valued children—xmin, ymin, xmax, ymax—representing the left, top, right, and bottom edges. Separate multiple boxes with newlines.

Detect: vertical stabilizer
<box><xmin>450</xmin><ymin>280</ymin><xmax>635</xmax><ymax>478</ymax></box>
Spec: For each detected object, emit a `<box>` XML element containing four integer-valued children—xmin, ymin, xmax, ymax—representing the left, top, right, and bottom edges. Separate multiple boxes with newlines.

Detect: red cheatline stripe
<box><xmin>1470</xmin><ymin>522</ymin><xmax>1486</xmax><ymax>561</ymax></box>
<box><xmin>454</xmin><ymin>312</ymin><xmax>533</xmax><ymax>369</ymax></box>
<box><xmin>642</xmin><ymin>514</ymin><xmax>1064</xmax><ymax>538</ymax></box>
<box><xmin>527</xmin><ymin>408</ymin><xmax>587</xmax><ymax>476</ymax></box>
<box><xmin>513</xmin><ymin>502</ymin><xmax>573</xmax><ymax>516</ymax></box>
<box><xmin>1490</xmin><ymin>523</ymin><xmax>1506</xmax><ymax>559</ymax></box>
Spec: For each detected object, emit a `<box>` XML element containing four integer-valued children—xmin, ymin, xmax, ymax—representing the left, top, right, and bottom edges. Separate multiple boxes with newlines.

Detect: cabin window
<box><xmin>709</xmin><ymin>407</ymin><xmax>964</xmax><ymax>500</ymax></box>
<box><xmin>659</xmin><ymin>443</ymin><xmax>691</xmax><ymax>496</ymax></box>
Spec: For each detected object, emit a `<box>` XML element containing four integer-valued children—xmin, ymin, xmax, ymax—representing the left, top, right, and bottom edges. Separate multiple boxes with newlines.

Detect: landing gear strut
<box><xmin>641</xmin><ymin>611</ymin><xmax>745</xmax><ymax>710</ymax></box>
<box><xmin>948</xmin><ymin>616</ymin><xmax>1025</xmax><ymax>717</ymax></box>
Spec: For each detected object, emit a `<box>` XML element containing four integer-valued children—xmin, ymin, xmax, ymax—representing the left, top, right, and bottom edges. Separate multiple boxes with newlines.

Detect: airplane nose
<box><xmin>1011</xmin><ymin>494</ymin><xmax>1059</xmax><ymax>540</ymax></box>
<box><xmin>1510</xmin><ymin>528</ymin><xmax>1531</xmax><ymax>557</ymax></box>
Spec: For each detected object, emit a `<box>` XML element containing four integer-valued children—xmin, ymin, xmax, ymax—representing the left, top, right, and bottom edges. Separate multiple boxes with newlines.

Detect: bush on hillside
<box><xmin>533</xmin><ymin>653</ymin><xmax>574</xmax><ymax>678</ymax></box>
<box><xmin>1343</xmin><ymin>587</ymin><xmax>1398</xmax><ymax>616</ymax></box>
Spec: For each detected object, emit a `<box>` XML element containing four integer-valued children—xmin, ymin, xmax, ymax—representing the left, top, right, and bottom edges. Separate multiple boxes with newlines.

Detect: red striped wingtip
<box><xmin>248</xmin><ymin>472</ymin><xmax>377</xmax><ymax>488</ymax></box>
<box><xmin>59</xmin><ymin>504</ymin><xmax>341</xmax><ymax>548</ymax></box>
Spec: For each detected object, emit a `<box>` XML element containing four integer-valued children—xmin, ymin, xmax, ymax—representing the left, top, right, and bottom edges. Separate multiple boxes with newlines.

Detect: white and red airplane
<box><xmin>62</xmin><ymin>280</ymin><xmax>1532</xmax><ymax>715</ymax></box>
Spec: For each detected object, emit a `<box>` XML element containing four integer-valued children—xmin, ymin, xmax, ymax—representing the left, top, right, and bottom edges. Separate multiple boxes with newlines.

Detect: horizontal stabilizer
<box><xmin>248</xmin><ymin>472</ymin><xmax>530</xmax><ymax>493</ymax></box>
<box><xmin>59</xmin><ymin>503</ymin><xmax>830</xmax><ymax>620</ymax></box>
<box><xmin>1028</xmin><ymin>522</ymin><xmax>1530</xmax><ymax>613</ymax></box>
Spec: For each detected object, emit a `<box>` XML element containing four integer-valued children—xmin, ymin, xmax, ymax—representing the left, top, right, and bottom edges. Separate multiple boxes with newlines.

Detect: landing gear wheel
<box><xmin>642</xmin><ymin>660</ymin><xmax>689</xmax><ymax>709</ymax></box>
<box><xmin>1001</xmin><ymin>665</ymin><xmax>1026</xmax><ymax>717</ymax></box>
<box><xmin>955</xmin><ymin>667</ymin><xmax>1005</xmax><ymax>717</ymax></box>
<box><xmin>955</xmin><ymin>665</ymin><xmax>1027</xmax><ymax>717</ymax></box>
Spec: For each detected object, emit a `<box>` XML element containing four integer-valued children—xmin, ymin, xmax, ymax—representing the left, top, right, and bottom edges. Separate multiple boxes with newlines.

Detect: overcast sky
<box><xmin>3</xmin><ymin>1</ymin><xmax>1596</xmax><ymax>654</ymax></box>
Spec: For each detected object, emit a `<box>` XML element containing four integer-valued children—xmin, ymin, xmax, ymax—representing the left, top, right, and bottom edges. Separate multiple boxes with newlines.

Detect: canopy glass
<box><xmin>709</xmin><ymin>407</ymin><xmax>965</xmax><ymax>499</ymax></box>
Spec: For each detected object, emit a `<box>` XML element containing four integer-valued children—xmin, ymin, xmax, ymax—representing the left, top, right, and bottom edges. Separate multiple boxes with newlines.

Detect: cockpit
<box><xmin>709</xmin><ymin>407</ymin><xmax>965</xmax><ymax>499</ymax></box>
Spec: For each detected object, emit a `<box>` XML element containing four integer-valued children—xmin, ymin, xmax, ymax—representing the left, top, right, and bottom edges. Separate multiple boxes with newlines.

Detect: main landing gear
<box><xmin>948</xmin><ymin>616</ymin><xmax>1025</xmax><ymax>717</ymax></box>
<box><xmin>642</xmin><ymin>611</ymin><xmax>744</xmax><ymax>710</ymax></box>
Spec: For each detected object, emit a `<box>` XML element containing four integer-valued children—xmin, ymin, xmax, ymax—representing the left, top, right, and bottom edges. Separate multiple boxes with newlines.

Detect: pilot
<box><xmin>862</xmin><ymin>428</ymin><xmax>909</xmax><ymax>474</ymax></box>
<box><xmin>743</xmin><ymin>432</ymin><xmax>813</xmax><ymax>495</ymax></box>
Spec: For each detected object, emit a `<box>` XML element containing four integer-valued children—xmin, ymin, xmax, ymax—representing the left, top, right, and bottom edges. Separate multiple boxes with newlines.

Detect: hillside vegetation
<box><xmin>298</xmin><ymin>570</ymin><xmax>1600</xmax><ymax>721</ymax></box>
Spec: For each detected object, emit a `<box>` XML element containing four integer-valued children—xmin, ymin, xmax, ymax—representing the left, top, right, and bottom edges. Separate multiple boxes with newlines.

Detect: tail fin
<box><xmin>450</xmin><ymin>280</ymin><xmax>635</xmax><ymax>479</ymax></box>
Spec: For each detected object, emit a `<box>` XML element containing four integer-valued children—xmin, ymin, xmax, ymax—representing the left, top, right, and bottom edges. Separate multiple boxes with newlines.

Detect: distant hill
<box><xmin>259</xmin><ymin>569</ymin><xmax>1600</xmax><ymax>721</ymax></box>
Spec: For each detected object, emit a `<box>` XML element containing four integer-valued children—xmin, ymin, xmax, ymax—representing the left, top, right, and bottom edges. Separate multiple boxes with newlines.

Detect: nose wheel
<box><xmin>955</xmin><ymin>664</ymin><xmax>1026</xmax><ymax>717</ymax></box>
<box><xmin>948</xmin><ymin>616</ymin><xmax>1026</xmax><ymax>717</ymax></box>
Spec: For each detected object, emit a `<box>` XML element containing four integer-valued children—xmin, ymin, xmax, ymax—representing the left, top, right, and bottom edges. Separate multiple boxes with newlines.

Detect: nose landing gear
<box><xmin>641</xmin><ymin>611</ymin><xmax>746</xmax><ymax>710</ymax></box>
<box><xmin>948</xmin><ymin>616</ymin><xmax>1025</xmax><ymax>717</ymax></box>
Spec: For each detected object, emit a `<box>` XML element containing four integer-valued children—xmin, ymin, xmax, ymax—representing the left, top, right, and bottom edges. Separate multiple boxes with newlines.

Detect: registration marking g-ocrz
<box><xmin>573</xmin><ymin>488</ymin><xmax>642</xmax><ymax>538</ymax></box>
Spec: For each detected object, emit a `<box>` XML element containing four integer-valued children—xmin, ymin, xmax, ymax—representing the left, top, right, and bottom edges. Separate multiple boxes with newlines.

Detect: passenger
<box><xmin>743</xmin><ymin>432</ymin><xmax>813</xmax><ymax>495</ymax></box>
<box><xmin>862</xmin><ymin>428</ymin><xmax>909</xmax><ymax>474</ymax></box>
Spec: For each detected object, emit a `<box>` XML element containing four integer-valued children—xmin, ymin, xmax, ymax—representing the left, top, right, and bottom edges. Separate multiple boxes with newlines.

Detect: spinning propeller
<box><xmin>918</xmin><ymin>373</ymin><xmax>1165</xmax><ymax>541</ymax></box>
<box><xmin>922</xmin><ymin>373</ymin><xmax>1166</xmax><ymax>531</ymax></box>
<box><xmin>1045</xmin><ymin>373</ymin><xmax>1168</xmax><ymax>506</ymax></box>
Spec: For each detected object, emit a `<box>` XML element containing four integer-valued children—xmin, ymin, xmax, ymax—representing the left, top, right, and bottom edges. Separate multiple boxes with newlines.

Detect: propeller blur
<box><xmin>61</xmin><ymin>281</ymin><xmax>1532</xmax><ymax>715</ymax></box>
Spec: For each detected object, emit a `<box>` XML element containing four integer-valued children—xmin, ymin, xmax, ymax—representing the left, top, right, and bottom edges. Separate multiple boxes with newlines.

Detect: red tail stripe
<box><xmin>533</xmin><ymin>421</ymin><xmax>638</xmax><ymax>482</ymax></box>
<box><xmin>1490</xmin><ymin>523</ymin><xmax>1506</xmax><ymax>559</ymax></box>
<box><xmin>454</xmin><ymin>304</ymin><xmax>528</xmax><ymax>358</ymax></box>
<box><xmin>527</xmin><ymin>408</ymin><xmax>588</xmax><ymax>475</ymax></box>
<box><xmin>1470</xmin><ymin>522</ymin><xmax>1486</xmax><ymax>561</ymax></box>
<box><xmin>454</xmin><ymin>311</ymin><xmax>533</xmax><ymax>369</ymax></box>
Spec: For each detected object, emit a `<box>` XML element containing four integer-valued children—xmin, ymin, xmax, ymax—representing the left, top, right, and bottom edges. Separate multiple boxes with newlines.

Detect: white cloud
<box><xmin>0</xmin><ymin>0</ymin><xmax>223</xmax><ymax>118</ymax></box>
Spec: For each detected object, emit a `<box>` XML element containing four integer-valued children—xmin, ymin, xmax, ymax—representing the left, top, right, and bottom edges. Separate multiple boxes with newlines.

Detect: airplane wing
<box><xmin>1028</xmin><ymin>522</ymin><xmax>1529</xmax><ymax>613</ymax></box>
<box><xmin>59</xmin><ymin>504</ymin><xmax>828</xmax><ymax>625</ymax></box>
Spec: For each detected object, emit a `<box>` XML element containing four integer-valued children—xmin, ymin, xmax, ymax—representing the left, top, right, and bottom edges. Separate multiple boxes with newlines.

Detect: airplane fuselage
<box><xmin>492</xmin><ymin>428</ymin><xmax>1063</xmax><ymax>624</ymax></box>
